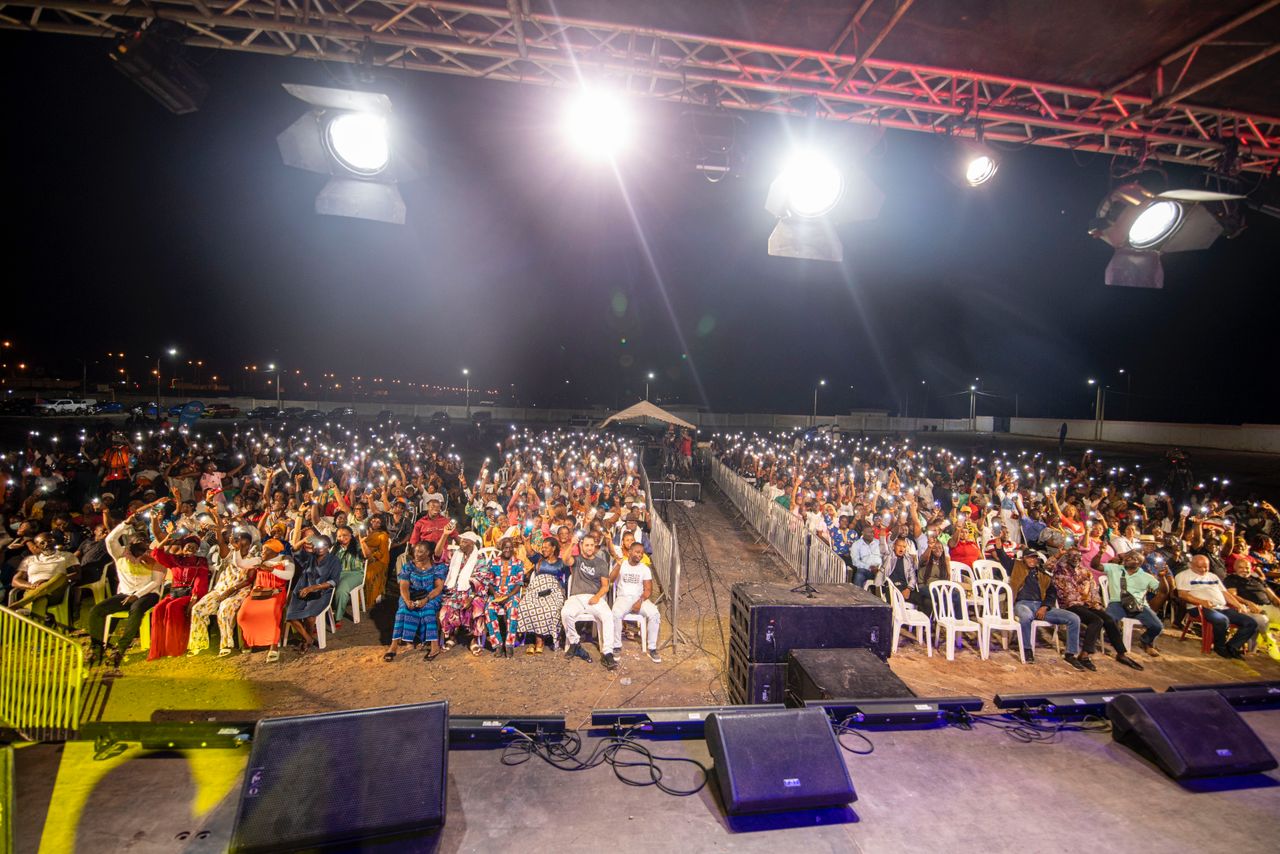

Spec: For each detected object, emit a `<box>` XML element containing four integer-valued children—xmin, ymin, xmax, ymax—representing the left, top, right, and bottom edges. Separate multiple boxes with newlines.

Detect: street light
<box><xmin>267</xmin><ymin>363</ymin><xmax>282</xmax><ymax>409</ymax></box>
<box><xmin>812</xmin><ymin>379</ymin><xmax>826</xmax><ymax>425</ymax></box>
<box><xmin>156</xmin><ymin>348</ymin><xmax>178</xmax><ymax>420</ymax></box>
<box><xmin>645</xmin><ymin>372</ymin><xmax>656</xmax><ymax>401</ymax></box>
<box><xmin>462</xmin><ymin>368</ymin><xmax>471</xmax><ymax>415</ymax></box>
<box><xmin>1087</xmin><ymin>378</ymin><xmax>1108</xmax><ymax>441</ymax></box>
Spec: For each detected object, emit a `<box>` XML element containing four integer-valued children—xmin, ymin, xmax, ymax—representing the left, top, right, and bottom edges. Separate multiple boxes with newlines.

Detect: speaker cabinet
<box><xmin>230</xmin><ymin>702</ymin><xmax>449</xmax><ymax>853</ymax></box>
<box><xmin>1108</xmin><ymin>691</ymin><xmax>1277</xmax><ymax>780</ymax></box>
<box><xmin>705</xmin><ymin>707</ymin><xmax>856</xmax><ymax>815</ymax></box>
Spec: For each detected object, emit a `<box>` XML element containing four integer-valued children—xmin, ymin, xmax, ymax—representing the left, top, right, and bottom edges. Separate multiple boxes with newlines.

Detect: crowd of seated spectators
<box><xmin>713</xmin><ymin>430</ymin><xmax>1280</xmax><ymax>668</ymax></box>
<box><xmin>1</xmin><ymin>421</ymin><xmax>664</xmax><ymax>674</ymax></box>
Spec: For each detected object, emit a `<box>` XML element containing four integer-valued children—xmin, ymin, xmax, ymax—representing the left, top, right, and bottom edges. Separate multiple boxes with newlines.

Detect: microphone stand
<box><xmin>791</xmin><ymin>530</ymin><xmax>818</xmax><ymax>598</ymax></box>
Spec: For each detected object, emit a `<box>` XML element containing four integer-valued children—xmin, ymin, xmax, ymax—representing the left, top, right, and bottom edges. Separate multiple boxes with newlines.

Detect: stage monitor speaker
<box><xmin>230</xmin><ymin>702</ymin><xmax>449</xmax><ymax>853</ymax></box>
<box><xmin>705</xmin><ymin>707</ymin><xmax>856</xmax><ymax>815</ymax></box>
<box><xmin>1108</xmin><ymin>691</ymin><xmax>1277</xmax><ymax>780</ymax></box>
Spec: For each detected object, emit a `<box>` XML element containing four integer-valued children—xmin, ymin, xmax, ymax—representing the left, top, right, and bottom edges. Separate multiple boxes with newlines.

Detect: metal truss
<box><xmin>3</xmin><ymin>0</ymin><xmax>1278</xmax><ymax>173</ymax></box>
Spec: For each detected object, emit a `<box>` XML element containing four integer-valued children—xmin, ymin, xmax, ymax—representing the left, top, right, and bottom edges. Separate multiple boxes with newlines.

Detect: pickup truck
<box><xmin>37</xmin><ymin>399</ymin><xmax>93</xmax><ymax>415</ymax></box>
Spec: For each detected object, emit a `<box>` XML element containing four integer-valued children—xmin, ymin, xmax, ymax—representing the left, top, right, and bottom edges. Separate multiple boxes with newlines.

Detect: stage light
<box><xmin>1088</xmin><ymin>182</ymin><xmax>1243</xmax><ymax>289</ymax></box>
<box><xmin>964</xmin><ymin>154</ymin><xmax>998</xmax><ymax>187</ymax></box>
<box><xmin>564</xmin><ymin>87</ymin><xmax>632</xmax><ymax>159</ymax></box>
<box><xmin>325</xmin><ymin>113</ymin><xmax>389</xmax><ymax>175</ymax></box>
<box><xmin>277</xmin><ymin>84</ymin><xmax>426</xmax><ymax>225</ymax></box>
<box><xmin>1127</xmin><ymin>200</ymin><xmax>1182</xmax><ymax>249</ymax></box>
<box><xmin>774</xmin><ymin>150</ymin><xmax>844</xmax><ymax>217</ymax></box>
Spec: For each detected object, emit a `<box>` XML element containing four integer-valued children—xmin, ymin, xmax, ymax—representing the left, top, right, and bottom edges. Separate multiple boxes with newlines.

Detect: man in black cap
<box><xmin>1010</xmin><ymin>550</ymin><xmax>1083</xmax><ymax>667</ymax></box>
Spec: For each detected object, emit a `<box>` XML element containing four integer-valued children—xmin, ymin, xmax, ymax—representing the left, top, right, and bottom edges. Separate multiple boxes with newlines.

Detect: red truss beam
<box><xmin>3</xmin><ymin>0</ymin><xmax>1278</xmax><ymax>172</ymax></box>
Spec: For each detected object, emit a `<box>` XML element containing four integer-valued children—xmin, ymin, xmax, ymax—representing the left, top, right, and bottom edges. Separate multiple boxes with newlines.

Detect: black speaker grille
<box><xmin>231</xmin><ymin>702</ymin><xmax>448</xmax><ymax>853</ymax></box>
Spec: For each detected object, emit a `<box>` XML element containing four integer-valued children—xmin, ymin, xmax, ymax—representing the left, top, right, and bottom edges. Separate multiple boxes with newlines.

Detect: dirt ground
<box><xmin>86</xmin><ymin>479</ymin><xmax>1280</xmax><ymax>728</ymax></box>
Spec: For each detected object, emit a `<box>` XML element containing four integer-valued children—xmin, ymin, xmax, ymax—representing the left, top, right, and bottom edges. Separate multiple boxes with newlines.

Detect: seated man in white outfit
<box><xmin>561</xmin><ymin>534</ymin><xmax>618</xmax><ymax>670</ymax></box>
<box><xmin>609</xmin><ymin>541</ymin><xmax>662</xmax><ymax>663</ymax></box>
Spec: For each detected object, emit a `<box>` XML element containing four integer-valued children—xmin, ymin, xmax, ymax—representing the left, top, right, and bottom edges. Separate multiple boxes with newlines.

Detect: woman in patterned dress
<box><xmin>187</xmin><ymin>518</ymin><xmax>254</xmax><ymax>656</ymax></box>
<box><xmin>520</xmin><ymin>538</ymin><xmax>568</xmax><ymax>654</ymax></box>
<box><xmin>384</xmin><ymin>542</ymin><xmax>446</xmax><ymax>662</ymax></box>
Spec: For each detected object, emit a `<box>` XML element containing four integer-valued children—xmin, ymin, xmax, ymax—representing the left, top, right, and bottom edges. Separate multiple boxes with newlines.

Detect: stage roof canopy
<box><xmin>6</xmin><ymin>0</ymin><xmax>1278</xmax><ymax>172</ymax></box>
<box><xmin>599</xmin><ymin>400</ymin><xmax>696</xmax><ymax>431</ymax></box>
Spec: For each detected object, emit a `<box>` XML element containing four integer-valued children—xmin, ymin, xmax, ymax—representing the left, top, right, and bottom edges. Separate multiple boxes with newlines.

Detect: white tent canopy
<box><xmin>597</xmin><ymin>400</ymin><xmax>696</xmax><ymax>431</ymax></box>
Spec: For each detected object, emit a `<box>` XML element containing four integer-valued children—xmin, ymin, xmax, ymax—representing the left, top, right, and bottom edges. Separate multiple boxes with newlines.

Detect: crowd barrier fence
<box><xmin>0</xmin><ymin>608</ymin><xmax>84</xmax><ymax>741</ymax></box>
<box><xmin>709</xmin><ymin>456</ymin><xmax>849</xmax><ymax>586</ymax></box>
<box><xmin>639</xmin><ymin>467</ymin><xmax>681</xmax><ymax>649</ymax></box>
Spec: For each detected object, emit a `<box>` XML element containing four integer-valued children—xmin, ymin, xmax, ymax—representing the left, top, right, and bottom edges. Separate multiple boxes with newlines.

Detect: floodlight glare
<box><xmin>964</xmin><ymin>154</ymin><xmax>998</xmax><ymax>187</ymax></box>
<box><xmin>776</xmin><ymin>151</ymin><xmax>844</xmax><ymax>217</ymax></box>
<box><xmin>564</xmin><ymin>88</ymin><xmax>632</xmax><ymax>159</ymax></box>
<box><xmin>326</xmin><ymin>112</ymin><xmax>389</xmax><ymax>175</ymax></box>
<box><xmin>1127</xmin><ymin>200</ymin><xmax>1183</xmax><ymax>249</ymax></box>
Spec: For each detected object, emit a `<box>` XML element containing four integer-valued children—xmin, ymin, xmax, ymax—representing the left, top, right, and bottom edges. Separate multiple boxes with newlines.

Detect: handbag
<box><xmin>1119</xmin><ymin>572</ymin><xmax>1144</xmax><ymax>616</ymax></box>
<box><xmin>249</xmin><ymin>588</ymin><xmax>276</xmax><ymax>600</ymax></box>
<box><xmin>169</xmin><ymin>586</ymin><xmax>193</xmax><ymax>599</ymax></box>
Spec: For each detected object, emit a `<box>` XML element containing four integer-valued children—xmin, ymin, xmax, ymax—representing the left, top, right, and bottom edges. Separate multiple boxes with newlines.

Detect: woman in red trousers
<box><xmin>148</xmin><ymin>533</ymin><xmax>210</xmax><ymax>659</ymax></box>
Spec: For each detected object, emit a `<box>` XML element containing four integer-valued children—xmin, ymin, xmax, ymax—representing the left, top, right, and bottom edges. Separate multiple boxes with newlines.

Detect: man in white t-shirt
<box><xmin>1175</xmin><ymin>554</ymin><xmax>1257</xmax><ymax>659</ymax></box>
<box><xmin>610</xmin><ymin>541</ymin><xmax>662</xmax><ymax>663</ymax></box>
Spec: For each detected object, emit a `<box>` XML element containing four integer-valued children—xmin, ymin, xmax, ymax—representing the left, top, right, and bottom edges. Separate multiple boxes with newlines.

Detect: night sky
<box><xmin>5</xmin><ymin>34</ymin><xmax>1277</xmax><ymax>422</ymax></box>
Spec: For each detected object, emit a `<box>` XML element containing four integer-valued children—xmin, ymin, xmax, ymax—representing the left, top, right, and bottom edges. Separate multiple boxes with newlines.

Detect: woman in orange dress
<box><xmin>236</xmin><ymin>539</ymin><xmax>295</xmax><ymax>660</ymax></box>
<box><xmin>359</xmin><ymin>514</ymin><xmax>391</xmax><ymax>605</ymax></box>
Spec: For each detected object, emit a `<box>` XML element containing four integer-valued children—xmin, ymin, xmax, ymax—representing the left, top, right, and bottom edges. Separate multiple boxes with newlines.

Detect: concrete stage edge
<box><xmin>16</xmin><ymin>710</ymin><xmax>1280</xmax><ymax>853</ymax></box>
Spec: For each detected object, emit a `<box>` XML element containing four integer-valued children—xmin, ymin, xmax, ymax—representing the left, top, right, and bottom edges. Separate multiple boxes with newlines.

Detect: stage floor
<box><xmin>16</xmin><ymin>707</ymin><xmax>1280</xmax><ymax>853</ymax></box>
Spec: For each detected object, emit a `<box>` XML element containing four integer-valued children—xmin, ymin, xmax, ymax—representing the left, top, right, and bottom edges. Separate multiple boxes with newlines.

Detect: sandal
<box><xmin>424</xmin><ymin>649</ymin><xmax>441</xmax><ymax>662</ymax></box>
<box><xmin>470</xmin><ymin>643</ymin><xmax>483</xmax><ymax>656</ymax></box>
<box><xmin>218</xmin><ymin>648</ymin><xmax>233</xmax><ymax>658</ymax></box>
<box><xmin>382</xmin><ymin>651</ymin><xmax>397</xmax><ymax>662</ymax></box>
<box><xmin>525</xmin><ymin>644</ymin><xmax>537</xmax><ymax>655</ymax></box>
<box><xmin>266</xmin><ymin>649</ymin><xmax>280</xmax><ymax>663</ymax></box>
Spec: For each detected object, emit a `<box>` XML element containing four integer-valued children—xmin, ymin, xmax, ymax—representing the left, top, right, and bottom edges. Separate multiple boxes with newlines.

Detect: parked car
<box><xmin>297</xmin><ymin>409</ymin><xmax>325</xmax><ymax>422</ymax></box>
<box><xmin>246</xmin><ymin>406</ymin><xmax>281</xmax><ymax>420</ymax></box>
<box><xmin>280</xmin><ymin>407</ymin><xmax>306</xmax><ymax>419</ymax></box>
<box><xmin>327</xmin><ymin>407</ymin><xmax>357</xmax><ymax>420</ymax></box>
<box><xmin>470</xmin><ymin>410</ymin><xmax>493</xmax><ymax>424</ymax></box>
<box><xmin>130</xmin><ymin>402</ymin><xmax>159</xmax><ymax>418</ymax></box>
<box><xmin>0</xmin><ymin>398</ymin><xmax>39</xmax><ymax>416</ymax></box>
<box><xmin>93</xmin><ymin>401</ymin><xmax>124</xmax><ymax>414</ymax></box>
<box><xmin>202</xmin><ymin>404</ymin><xmax>241</xmax><ymax>419</ymax></box>
<box><xmin>36</xmin><ymin>399</ymin><xmax>82</xmax><ymax>415</ymax></box>
<box><xmin>429</xmin><ymin>411</ymin><xmax>450</xmax><ymax>427</ymax></box>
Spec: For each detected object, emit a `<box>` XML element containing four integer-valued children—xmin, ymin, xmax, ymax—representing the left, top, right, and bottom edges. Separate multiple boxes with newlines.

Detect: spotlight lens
<box><xmin>779</xmin><ymin>152</ymin><xmax>843</xmax><ymax>217</ymax></box>
<box><xmin>326</xmin><ymin>112</ymin><xmax>390</xmax><ymax>175</ymax></box>
<box><xmin>564</xmin><ymin>88</ymin><xmax>632</xmax><ymax>159</ymax></box>
<box><xmin>1128</xmin><ymin>200</ymin><xmax>1183</xmax><ymax>249</ymax></box>
<box><xmin>964</xmin><ymin>155</ymin><xmax>998</xmax><ymax>186</ymax></box>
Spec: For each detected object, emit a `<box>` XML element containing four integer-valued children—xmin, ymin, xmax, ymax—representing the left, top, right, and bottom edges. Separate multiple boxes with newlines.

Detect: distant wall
<box><xmin>1009</xmin><ymin>417</ymin><xmax>1280</xmax><ymax>454</ymax></box>
<box><xmin>139</xmin><ymin>392</ymin><xmax>1280</xmax><ymax>455</ymax></box>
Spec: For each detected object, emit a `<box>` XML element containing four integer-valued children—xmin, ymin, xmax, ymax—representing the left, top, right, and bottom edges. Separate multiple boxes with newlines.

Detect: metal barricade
<box><xmin>0</xmin><ymin>608</ymin><xmax>84</xmax><ymax>741</ymax></box>
<box><xmin>639</xmin><ymin>467</ymin><xmax>681</xmax><ymax>649</ymax></box>
<box><xmin>709</xmin><ymin>456</ymin><xmax>848</xmax><ymax>585</ymax></box>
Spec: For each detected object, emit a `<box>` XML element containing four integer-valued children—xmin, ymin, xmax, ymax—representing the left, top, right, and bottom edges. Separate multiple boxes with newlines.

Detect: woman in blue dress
<box><xmin>285</xmin><ymin>535</ymin><xmax>343</xmax><ymax>655</ymax></box>
<box><xmin>384</xmin><ymin>542</ymin><xmax>446</xmax><ymax>662</ymax></box>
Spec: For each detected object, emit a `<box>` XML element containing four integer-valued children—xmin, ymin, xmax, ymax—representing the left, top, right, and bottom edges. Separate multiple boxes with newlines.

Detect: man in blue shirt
<box><xmin>850</xmin><ymin>525</ymin><xmax>882</xmax><ymax>588</ymax></box>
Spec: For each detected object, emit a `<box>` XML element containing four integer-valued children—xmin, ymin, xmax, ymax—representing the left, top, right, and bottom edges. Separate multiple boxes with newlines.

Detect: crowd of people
<box><xmin>1</xmin><ymin>420</ymin><xmax>664</xmax><ymax>674</ymax></box>
<box><xmin>713</xmin><ymin>429</ymin><xmax>1280</xmax><ymax>669</ymax></box>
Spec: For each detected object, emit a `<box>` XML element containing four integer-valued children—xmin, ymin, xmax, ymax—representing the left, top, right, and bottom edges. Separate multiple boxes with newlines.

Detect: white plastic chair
<box><xmin>474</xmin><ymin>547</ymin><xmax>498</xmax><ymax>563</ymax></box>
<box><xmin>929</xmin><ymin>580</ymin><xmax>979</xmax><ymax>661</ymax></box>
<box><xmin>947</xmin><ymin>561</ymin><xmax>972</xmax><ymax>583</ymax></box>
<box><xmin>573</xmin><ymin>613</ymin><xmax>602</xmax><ymax>647</ymax></box>
<box><xmin>862</xmin><ymin>577</ymin><xmax>887</xmax><ymax>602</ymax></box>
<box><xmin>1029</xmin><ymin>618</ymin><xmax>1063</xmax><ymax>653</ymax></box>
<box><xmin>347</xmin><ymin>560</ymin><xmax>369</xmax><ymax>625</ymax></box>
<box><xmin>282</xmin><ymin>599</ymin><xmax>337</xmax><ymax>650</ymax></box>
<box><xmin>1097</xmin><ymin>575</ymin><xmax>1145</xmax><ymax>652</ymax></box>
<box><xmin>973</xmin><ymin>579</ymin><xmax>1027</xmax><ymax>663</ymax></box>
<box><xmin>972</xmin><ymin>559</ymin><xmax>1008</xmax><ymax>583</ymax></box>
<box><xmin>888</xmin><ymin>583</ymin><xmax>932</xmax><ymax>657</ymax></box>
<box><xmin>620</xmin><ymin>612</ymin><xmax>648</xmax><ymax>650</ymax></box>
